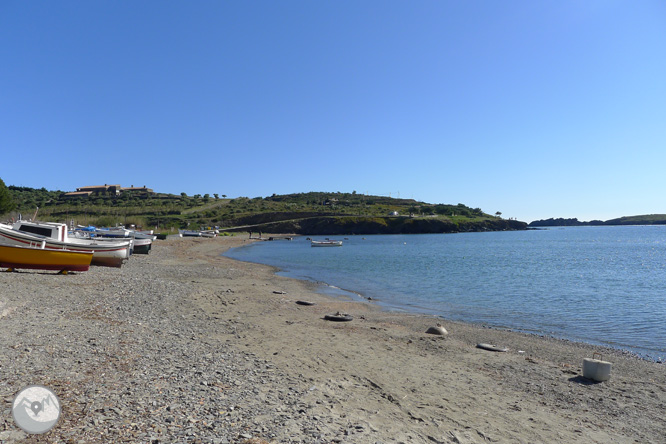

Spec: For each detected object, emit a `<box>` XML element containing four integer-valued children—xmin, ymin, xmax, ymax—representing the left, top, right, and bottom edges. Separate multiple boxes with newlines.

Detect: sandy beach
<box><xmin>1</xmin><ymin>235</ymin><xmax>664</xmax><ymax>443</ymax></box>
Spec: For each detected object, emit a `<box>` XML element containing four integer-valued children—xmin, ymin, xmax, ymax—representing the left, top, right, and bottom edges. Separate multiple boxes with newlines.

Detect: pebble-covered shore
<box><xmin>0</xmin><ymin>242</ymin><xmax>336</xmax><ymax>443</ymax></box>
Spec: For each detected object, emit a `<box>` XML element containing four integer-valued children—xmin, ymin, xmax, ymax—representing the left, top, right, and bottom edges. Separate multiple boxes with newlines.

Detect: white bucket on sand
<box><xmin>582</xmin><ymin>353</ymin><xmax>612</xmax><ymax>382</ymax></box>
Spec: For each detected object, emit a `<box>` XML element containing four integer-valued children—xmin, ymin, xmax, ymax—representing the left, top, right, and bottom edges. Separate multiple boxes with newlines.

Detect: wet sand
<box><xmin>182</xmin><ymin>235</ymin><xmax>665</xmax><ymax>443</ymax></box>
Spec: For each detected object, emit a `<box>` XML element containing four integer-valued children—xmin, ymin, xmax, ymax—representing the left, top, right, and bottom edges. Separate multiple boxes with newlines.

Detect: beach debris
<box><xmin>324</xmin><ymin>312</ymin><xmax>353</xmax><ymax>322</ymax></box>
<box><xmin>582</xmin><ymin>353</ymin><xmax>612</xmax><ymax>382</ymax></box>
<box><xmin>273</xmin><ymin>290</ymin><xmax>287</xmax><ymax>294</ymax></box>
<box><xmin>295</xmin><ymin>300</ymin><xmax>316</xmax><ymax>306</ymax></box>
<box><xmin>425</xmin><ymin>324</ymin><xmax>448</xmax><ymax>336</ymax></box>
<box><xmin>476</xmin><ymin>343</ymin><xmax>508</xmax><ymax>352</ymax></box>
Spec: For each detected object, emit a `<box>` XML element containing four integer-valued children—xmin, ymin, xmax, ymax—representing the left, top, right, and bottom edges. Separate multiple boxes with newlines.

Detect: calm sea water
<box><xmin>224</xmin><ymin>226</ymin><xmax>666</xmax><ymax>360</ymax></box>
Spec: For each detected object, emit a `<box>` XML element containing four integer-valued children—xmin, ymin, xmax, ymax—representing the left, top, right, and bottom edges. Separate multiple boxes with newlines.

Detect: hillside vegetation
<box><xmin>4</xmin><ymin>186</ymin><xmax>526</xmax><ymax>234</ymax></box>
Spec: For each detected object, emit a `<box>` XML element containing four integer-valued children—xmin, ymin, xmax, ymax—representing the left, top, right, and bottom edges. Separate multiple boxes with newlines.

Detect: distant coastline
<box><xmin>529</xmin><ymin>214</ymin><xmax>666</xmax><ymax>227</ymax></box>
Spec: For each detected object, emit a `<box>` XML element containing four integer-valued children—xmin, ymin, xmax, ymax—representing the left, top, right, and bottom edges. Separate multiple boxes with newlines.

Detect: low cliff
<box><xmin>229</xmin><ymin>216</ymin><xmax>527</xmax><ymax>235</ymax></box>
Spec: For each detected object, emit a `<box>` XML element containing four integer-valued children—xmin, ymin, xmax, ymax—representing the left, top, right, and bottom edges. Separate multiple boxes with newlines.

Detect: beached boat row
<box><xmin>0</xmin><ymin>220</ymin><xmax>157</xmax><ymax>272</ymax></box>
<box><xmin>0</xmin><ymin>219</ymin><xmax>228</xmax><ymax>273</ymax></box>
<box><xmin>73</xmin><ymin>225</ymin><xmax>156</xmax><ymax>254</ymax></box>
<box><xmin>178</xmin><ymin>228</ymin><xmax>219</xmax><ymax>238</ymax></box>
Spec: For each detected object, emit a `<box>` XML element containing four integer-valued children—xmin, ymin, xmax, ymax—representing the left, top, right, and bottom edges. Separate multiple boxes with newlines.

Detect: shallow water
<box><xmin>225</xmin><ymin>226</ymin><xmax>666</xmax><ymax>359</ymax></box>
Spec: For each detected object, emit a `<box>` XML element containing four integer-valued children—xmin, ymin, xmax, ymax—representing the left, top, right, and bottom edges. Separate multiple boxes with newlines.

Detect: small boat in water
<box><xmin>0</xmin><ymin>242</ymin><xmax>93</xmax><ymax>272</ymax></box>
<box><xmin>311</xmin><ymin>240</ymin><xmax>343</xmax><ymax>247</ymax></box>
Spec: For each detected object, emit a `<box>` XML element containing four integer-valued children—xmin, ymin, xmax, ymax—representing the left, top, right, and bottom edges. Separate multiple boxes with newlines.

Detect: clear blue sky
<box><xmin>2</xmin><ymin>1</ymin><xmax>665</xmax><ymax>223</ymax></box>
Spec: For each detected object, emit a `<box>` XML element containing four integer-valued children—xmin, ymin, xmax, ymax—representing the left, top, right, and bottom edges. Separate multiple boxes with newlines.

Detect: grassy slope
<box><xmin>5</xmin><ymin>187</ymin><xmax>511</xmax><ymax>233</ymax></box>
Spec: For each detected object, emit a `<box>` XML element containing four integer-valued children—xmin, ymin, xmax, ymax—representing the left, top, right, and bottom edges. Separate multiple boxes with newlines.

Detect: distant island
<box><xmin>529</xmin><ymin>215</ymin><xmax>666</xmax><ymax>227</ymax></box>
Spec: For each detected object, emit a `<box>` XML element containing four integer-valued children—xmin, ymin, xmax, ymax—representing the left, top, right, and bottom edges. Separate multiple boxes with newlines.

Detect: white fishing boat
<box><xmin>133</xmin><ymin>231</ymin><xmax>157</xmax><ymax>240</ymax></box>
<box><xmin>75</xmin><ymin>225</ymin><xmax>133</xmax><ymax>238</ymax></box>
<box><xmin>0</xmin><ymin>221</ymin><xmax>131</xmax><ymax>267</ymax></box>
<box><xmin>93</xmin><ymin>227</ymin><xmax>132</xmax><ymax>238</ymax></box>
<box><xmin>75</xmin><ymin>226</ymin><xmax>154</xmax><ymax>254</ymax></box>
<box><xmin>311</xmin><ymin>240</ymin><xmax>343</xmax><ymax>247</ymax></box>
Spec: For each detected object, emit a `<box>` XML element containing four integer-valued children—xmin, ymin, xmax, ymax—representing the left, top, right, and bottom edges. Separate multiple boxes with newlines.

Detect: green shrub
<box><xmin>92</xmin><ymin>216</ymin><xmax>119</xmax><ymax>227</ymax></box>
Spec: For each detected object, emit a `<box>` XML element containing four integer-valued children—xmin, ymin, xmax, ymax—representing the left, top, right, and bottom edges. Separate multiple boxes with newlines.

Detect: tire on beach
<box><xmin>296</xmin><ymin>300</ymin><xmax>316</xmax><ymax>306</ymax></box>
<box><xmin>324</xmin><ymin>313</ymin><xmax>353</xmax><ymax>322</ymax></box>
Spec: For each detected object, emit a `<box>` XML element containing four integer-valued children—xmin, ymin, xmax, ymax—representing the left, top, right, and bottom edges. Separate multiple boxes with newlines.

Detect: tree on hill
<box><xmin>0</xmin><ymin>178</ymin><xmax>16</xmax><ymax>215</ymax></box>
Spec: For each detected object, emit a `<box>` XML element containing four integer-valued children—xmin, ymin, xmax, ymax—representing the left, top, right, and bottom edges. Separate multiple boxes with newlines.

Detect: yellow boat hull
<box><xmin>0</xmin><ymin>243</ymin><xmax>93</xmax><ymax>272</ymax></box>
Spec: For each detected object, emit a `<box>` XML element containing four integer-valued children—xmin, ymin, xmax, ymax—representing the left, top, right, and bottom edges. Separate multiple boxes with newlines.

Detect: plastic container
<box><xmin>582</xmin><ymin>353</ymin><xmax>612</xmax><ymax>382</ymax></box>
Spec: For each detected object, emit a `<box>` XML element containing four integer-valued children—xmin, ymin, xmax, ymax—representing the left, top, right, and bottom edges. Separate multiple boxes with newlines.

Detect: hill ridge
<box><xmin>4</xmin><ymin>186</ymin><xmax>526</xmax><ymax>234</ymax></box>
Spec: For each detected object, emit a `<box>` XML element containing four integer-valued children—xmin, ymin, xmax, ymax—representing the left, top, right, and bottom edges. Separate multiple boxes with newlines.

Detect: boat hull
<box><xmin>0</xmin><ymin>244</ymin><xmax>93</xmax><ymax>272</ymax></box>
<box><xmin>132</xmin><ymin>238</ymin><xmax>152</xmax><ymax>254</ymax></box>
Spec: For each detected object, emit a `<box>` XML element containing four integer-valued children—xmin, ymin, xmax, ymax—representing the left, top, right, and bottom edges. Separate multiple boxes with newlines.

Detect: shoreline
<box><xmin>1</xmin><ymin>235</ymin><xmax>664</xmax><ymax>443</ymax></box>
<box><xmin>180</xmin><ymin>236</ymin><xmax>666</xmax><ymax>443</ymax></box>
<box><xmin>225</xmin><ymin>235</ymin><xmax>662</xmax><ymax>363</ymax></box>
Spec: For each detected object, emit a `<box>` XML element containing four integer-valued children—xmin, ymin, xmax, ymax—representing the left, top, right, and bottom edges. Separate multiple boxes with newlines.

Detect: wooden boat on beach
<box><xmin>0</xmin><ymin>242</ymin><xmax>93</xmax><ymax>272</ymax></box>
